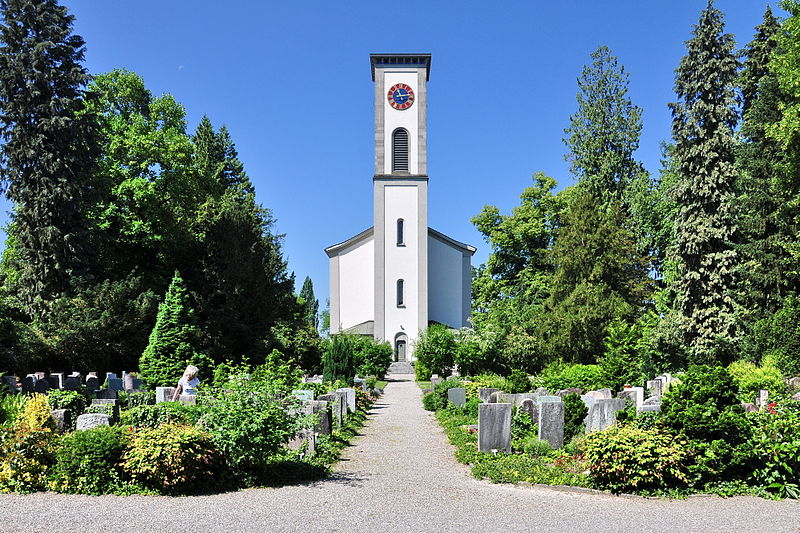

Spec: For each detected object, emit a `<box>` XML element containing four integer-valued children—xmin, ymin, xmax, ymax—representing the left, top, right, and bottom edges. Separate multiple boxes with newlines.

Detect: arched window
<box><xmin>392</xmin><ymin>128</ymin><xmax>409</xmax><ymax>172</ymax></box>
<box><xmin>397</xmin><ymin>218</ymin><xmax>404</xmax><ymax>245</ymax></box>
<box><xmin>397</xmin><ymin>279</ymin><xmax>404</xmax><ymax>307</ymax></box>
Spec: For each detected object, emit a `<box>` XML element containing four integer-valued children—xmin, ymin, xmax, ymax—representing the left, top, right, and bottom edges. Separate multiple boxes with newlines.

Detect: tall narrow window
<box><xmin>397</xmin><ymin>218</ymin><xmax>404</xmax><ymax>245</ymax></box>
<box><xmin>392</xmin><ymin>128</ymin><xmax>409</xmax><ymax>172</ymax></box>
<box><xmin>397</xmin><ymin>279</ymin><xmax>404</xmax><ymax>307</ymax></box>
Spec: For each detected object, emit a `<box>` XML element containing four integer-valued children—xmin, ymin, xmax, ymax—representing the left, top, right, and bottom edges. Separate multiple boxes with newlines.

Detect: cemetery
<box><xmin>422</xmin><ymin>366</ymin><xmax>800</xmax><ymax>497</ymax></box>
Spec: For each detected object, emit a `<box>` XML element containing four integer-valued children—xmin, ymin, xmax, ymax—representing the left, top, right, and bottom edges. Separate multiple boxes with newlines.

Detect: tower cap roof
<box><xmin>370</xmin><ymin>54</ymin><xmax>431</xmax><ymax>81</ymax></box>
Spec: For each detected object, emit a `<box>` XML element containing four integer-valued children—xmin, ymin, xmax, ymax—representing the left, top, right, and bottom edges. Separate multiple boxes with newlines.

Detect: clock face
<box><xmin>388</xmin><ymin>83</ymin><xmax>415</xmax><ymax>110</ymax></box>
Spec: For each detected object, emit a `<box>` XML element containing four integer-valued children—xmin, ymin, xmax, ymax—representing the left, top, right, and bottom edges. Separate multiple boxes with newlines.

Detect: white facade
<box><xmin>326</xmin><ymin>54</ymin><xmax>475</xmax><ymax>362</ymax></box>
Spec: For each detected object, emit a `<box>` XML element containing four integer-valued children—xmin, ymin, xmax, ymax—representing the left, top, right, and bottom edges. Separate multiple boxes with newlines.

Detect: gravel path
<box><xmin>1</xmin><ymin>375</ymin><xmax>798</xmax><ymax>533</ymax></box>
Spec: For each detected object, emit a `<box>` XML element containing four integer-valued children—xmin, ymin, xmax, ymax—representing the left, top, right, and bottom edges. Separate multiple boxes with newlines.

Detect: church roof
<box><xmin>325</xmin><ymin>226</ymin><xmax>475</xmax><ymax>257</ymax></box>
<box><xmin>370</xmin><ymin>54</ymin><xmax>432</xmax><ymax>81</ymax></box>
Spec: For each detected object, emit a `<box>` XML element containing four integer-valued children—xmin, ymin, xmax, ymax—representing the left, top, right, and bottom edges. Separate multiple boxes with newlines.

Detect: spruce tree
<box><xmin>139</xmin><ymin>271</ymin><xmax>208</xmax><ymax>387</ymax></box>
<box><xmin>299</xmin><ymin>276</ymin><xmax>319</xmax><ymax>330</ymax></box>
<box><xmin>0</xmin><ymin>0</ymin><xmax>100</xmax><ymax>316</ymax></box>
<box><xmin>563</xmin><ymin>46</ymin><xmax>645</xmax><ymax>204</ymax></box>
<box><xmin>669</xmin><ymin>1</ymin><xmax>739</xmax><ymax>364</ymax></box>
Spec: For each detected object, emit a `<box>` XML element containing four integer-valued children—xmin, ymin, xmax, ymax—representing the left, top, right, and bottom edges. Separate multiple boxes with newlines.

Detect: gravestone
<box><xmin>788</xmin><ymin>376</ymin><xmax>800</xmax><ymax>390</ymax></box>
<box><xmin>178</xmin><ymin>394</ymin><xmax>196</xmax><ymax>405</ymax></box>
<box><xmin>337</xmin><ymin>388</ymin><xmax>356</xmax><ymax>413</ymax></box>
<box><xmin>34</xmin><ymin>371</ymin><xmax>46</xmax><ymax>380</ymax></box>
<box><xmin>479</xmin><ymin>388</ymin><xmax>497</xmax><ymax>403</ymax></box>
<box><xmin>292</xmin><ymin>390</ymin><xmax>315</xmax><ymax>402</ymax></box>
<box><xmin>108</xmin><ymin>378</ymin><xmax>124</xmax><ymax>391</ymax></box>
<box><xmin>430</xmin><ymin>377</ymin><xmax>443</xmax><ymax>388</ymax></box>
<box><xmin>353</xmin><ymin>377</ymin><xmax>367</xmax><ymax>391</ymax></box>
<box><xmin>307</xmin><ymin>400</ymin><xmax>332</xmax><ymax>435</ymax></box>
<box><xmin>447</xmin><ymin>387</ymin><xmax>466</xmax><ymax>408</ymax></box>
<box><xmin>757</xmin><ymin>389</ymin><xmax>769</xmax><ymax>410</ymax></box>
<box><xmin>155</xmin><ymin>387</ymin><xmax>176</xmax><ymax>403</ymax></box>
<box><xmin>639</xmin><ymin>396</ymin><xmax>661</xmax><ymax>412</ymax></box>
<box><xmin>123</xmin><ymin>373</ymin><xmax>136</xmax><ymax>391</ymax></box>
<box><xmin>585</xmin><ymin>398</ymin><xmax>626</xmax><ymax>433</ymax></box>
<box><xmin>47</xmin><ymin>373</ymin><xmax>64</xmax><ymax>390</ymax></box>
<box><xmin>488</xmin><ymin>391</ymin><xmax>501</xmax><ymax>403</ymax></box>
<box><xmin>2</xmin><ymin>376</ymin><xmax>17</xmax><ymax>393</ymax></box>
<box><xmin>95</xmin><ymin>388</ymin><xmax>118</xmax><ymax>400</ymax></box>
<box><xmin>76</xmin><ymin>413</ymin><xmax>112</xmax><ymax>431</ymax></box>
<box><xmin>538</xmin><ymin>400</ymin><xmax>564</xmax><ymax>449</ymax></box>
<box><xmin>318</xmin><ymin>393</ymin><xmax>344</xmax><ymax>427</ymax></box>
<box><xmin>64</xmin><ymin>376</ymin><xmax>81</xmax><ymax>391</ymax></box>
<box><xmin>92</xmin><ymin>399</ymin><xmax>120</xmax><ymax>422</ymax></box>
<box><xmin>579</xmin><ymin>394</ymin><xmax>596</xmax><ymax>409</ymax></box>
<box><xmin>498</xmin><ymin>393</ymin><xmax>538</xmax><ymax>407</ymax></box>
<box><xmin>105</xmin><ymin>372</ymin><xmax>117</xmax><ymax>383</ymax></box>
<box><xmin>556</xmin><ymin>388</ymin><xmax>582</xmax><ymax>397</ymax></box>
<box><xmin>647</xmin><ymin>379</ymin><xmax>663</xmax><ymax>398</ymax></box>
<box><xmin>519</xmin><ymin>398</ymin><xmax>538</xmax><ymax>424</ymax></box>
<box><xmin>85</xmin><ymin>377</ymin><xmax>100</xmax><ymax>392</ymax></box>
<box><xmin>22</xmin><ymin>375</ymin><xmax>36</xmax><ymax>393</ymax></box>
<box><xmin>536</xmin><ymin>395</ymin><xmax>562</xmax><ymax>405</ymax></box>
<box><xmin>535</xmin><ymin>387</ymin><xmax>549</xmax><ymax>396</ymax></box>
<box><xmin>792</xmin><ymin>392</ymin><xmax>800</xmax><ymax>402</ymax></box>
<box><xmin>50</xmin><ymin>409</ymin><xmax>71</xmax><ymax>433</ymax></box>
<box><xmin>34</xmin><ymin>379</ymin><xmax>50</xmax><ymax>393</ymax></box>
<box><xmin>478</xmin><ymin>403</ymin><xmax>512</xmax><ymax>453</ymax></box>
<box><xmin>741</xmin><ymin>402</ymin><xmax>759</xmax><ymax>413</ymax></box>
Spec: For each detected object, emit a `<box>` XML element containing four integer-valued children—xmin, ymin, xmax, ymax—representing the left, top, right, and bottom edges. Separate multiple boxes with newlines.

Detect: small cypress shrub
<box><xmin>323</xmin><ymin>334</ymin><xmax>355</xmax><ymax>384</ymax></box>
<box><xmin>49</xmin><ymin>426</ymin><xmax>130</xmax><ymax>495</ymax></box>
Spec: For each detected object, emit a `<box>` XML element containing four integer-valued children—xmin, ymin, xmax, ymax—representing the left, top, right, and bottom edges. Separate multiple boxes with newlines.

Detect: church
<box><xmin>326</xmin><ymin>54</ymin><xmax>475</xmax><ymax>363</ymax></box>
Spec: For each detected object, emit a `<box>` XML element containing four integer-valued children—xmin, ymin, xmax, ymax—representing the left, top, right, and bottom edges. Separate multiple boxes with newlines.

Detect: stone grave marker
<box><xmin>788</xmin><ymin>376</ymin><xmax>800</xmax><ymax>390</ymax></box>
<box><xmin>307</xmin><ymin>400</ymin><xmax>332</xmax><ymax>435</ymax></box>
<box><xmin>498</xmin><ymin>393</ymin><xmax>538</xmax><ymax>407</ymax></box>
<box><xmin>478</xmin><ymin>388</ymin><xmax>497</xmax><ymax>403</ymax></box>
<box><xmin>447</xmin><ymin>387</ymin><xmax>466</xmax><ymax>408</ymax></box>
<box><xmin>538</xmin><ymin>400</ymin><xmax>565</xmax><ymax>449</ymax></box>
<box><xmin>292</xmin><ymin>390</ymin><xmax>315</xmax><ymax>402</ymax></box>
<box><xmin>353</xmin><ymin>377</ymin><xmax>367</xmax><ymax>391</ymax></box>
<box><xmin>95</xmin><ymin>388</ymin><xmax>118</xmax><ymax>400</ymax></box>
<box><xmin>123</xmin><ymin>373</ymin><xmax>136</xmax><ymax>391</ymax></box>
<box><xmin>50</xmin><ymin>409</ymin><xmax>71</xmax><ymax>433</ymax></box>
<box><xmin>155</xmin><ymin>387</ymin><xmax>176</xmax><ymax>403</ymax></box>
<box><xmin>792</xmin><ymin>392</ymin><xmax>800</xmax><ymax>402</ymax></box>
<box><xmin>478</xmin><ymin>403</ymin><xmax>512</xmax><ymax>453</ymax></box>
<box><xmin>757</xmin><ymin>389</ymin><xmax>769</xmax><ymax>410</ymax></box>
<box><xmin>85</xmin><ymin>376</ymin><xmax>100</xmax><ymax>392</ymax></box>
<box><xmin>47</xmin><ymin>373</ymin><xmax>64</xmax><ymax>389</ymax></box>
<box><xmin>579</xmin><ymin>394</ymin><xmax>596</xmax><ymax>409</ymax></box>
<box><xmin>585</xmin><ymin>398</ymin><xmax>626</xmax><ymax>433</ymax></box>
<box><xmin>488</xmin><ymin>391</ymin><xmax>501</xmax><ymax>403</ymax></box>
<box><xmin>519</xmin><ymin>398</ymin><xmax>538</xmax><ymax>424</ymax></box>
<box><xmin>639</xmin><ymin>396</ymin><xmax>661</xmax><ymax>412</ymax></box>
<box><xmin>2</xmin><ymin>376</ymin><xmax>17</xmax><ymax>393</ymax></box>
<box><xmin>318</xmin><ymin>393</ymin><xmax>344</xmax><ymax>427</ymax></box>
<box><xmin>108</xmin><ymin>378</ymin><xmax>124</xmax><ymax>391</ymax></box>
<box><xmin>22</xmin><ymin>375</ymin><xmax>36</xmax><ymax>393</ymax></box>
<box><xmin>337</xmin><ymin>388</ymin><xmax>356</xmax><ymax>413</ymax></box>
<box><xmin>534</xmin><ymin>387</ymin><xmax>549</xmax><ymax>396</ymax></box>
<box><xmin>536</xmin><ymin>395</ymin><xmax>562</xmax><ymax>405</ymax></box>
<box><xmin>64</xmin><ymin>376</ymin><xmax>81</xmax><ymax>391</ymax></box>
<box><xmin>76</xmin><ymin>413</ymin><xmax>112</xmax><ymax>431</ymax></box>
<box><xmin>34</xmin><ymin>378</ymin><xmax>50</xmax><ymax>393</ymax></box>
<box><xmin>105</xmin><ymin>372</ymin><xmax>117</xmax><ymax>382</ymax></box>
<box><xmin>741</xmin><ymin>402</ymin><xmax>759</xmax><ymax>413</ymax></box>
<box><xmin>556</xmin><ymin>388</ymin><xmax>582</xmax><ymax>397</ymax></box>
<box><xmin>430</xmin><ymin>376</ymin><xmax>443</xmax><ymax>388</ymax></box>
<box><xmin>178</xmin><ymin>394</ymin><xmax>197</xmax><ymax>405</ymax></box>
<box><xmin>92</xmin><ymin>399</ymin><xmax>120</xmax><ymax>422</ymax></box>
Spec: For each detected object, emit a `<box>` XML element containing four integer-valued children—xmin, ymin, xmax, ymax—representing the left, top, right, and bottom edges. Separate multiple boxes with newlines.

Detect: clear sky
<box><xmin>0</xmin><ymin>0</ymin><xmax>785</xmax><ymax>311</ymax></box>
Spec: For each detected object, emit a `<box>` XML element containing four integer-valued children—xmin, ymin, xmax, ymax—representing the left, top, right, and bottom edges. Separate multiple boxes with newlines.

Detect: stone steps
<box><xmin>387</xmin><ymin>361</ymin><xmax>415</xmax><ymax>374</ymax></box>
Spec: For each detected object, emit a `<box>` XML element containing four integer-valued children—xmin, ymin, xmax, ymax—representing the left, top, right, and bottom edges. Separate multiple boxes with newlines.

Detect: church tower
<box><xmin>326</xmin><ymin>54</ymin><xmax>474</xmax><ymax>365</ymax></box>
<box><xmin>370</xmin><ymin>54</ymin><xmax>431</xmax><ymax>360</ymax></box>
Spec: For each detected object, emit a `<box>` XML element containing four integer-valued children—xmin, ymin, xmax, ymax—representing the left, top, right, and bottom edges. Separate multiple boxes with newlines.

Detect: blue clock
<box><xmin>388</xmin><ymin>83</ymin><xmax>415</xmax><ymax>110</ymax></box>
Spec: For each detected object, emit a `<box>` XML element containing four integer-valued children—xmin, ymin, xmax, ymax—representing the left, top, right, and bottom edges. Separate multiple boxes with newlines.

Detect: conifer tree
<box><xmin>669</xmin><ymin>1</ymin><xmax>739</xmax><ymax>364</ymax></box>
<box><xmin>139</xmin><ymin>271</ymin><xmax>209</xmax><ymax>387</ymax></box>
<box><xmin>299</xmin><ymin>276</ymin><xmax>319</xmax><ymax>330</ymax></box>
<box><xmin>0</xmin><ymin>0</ymin><xmax>100</xmax><ymax>316</ymax></box>
<box><xmin>563</xmin><ymin>46</ymin><xmax>645</xmax><ymax>203</ymax></box>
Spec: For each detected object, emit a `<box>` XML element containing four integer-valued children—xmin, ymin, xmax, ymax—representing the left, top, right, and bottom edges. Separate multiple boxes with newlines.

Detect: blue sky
<box><xmin>0</xmin><ymin>1</ymin><xmax>785</xmax><ymax>310</ymax></box>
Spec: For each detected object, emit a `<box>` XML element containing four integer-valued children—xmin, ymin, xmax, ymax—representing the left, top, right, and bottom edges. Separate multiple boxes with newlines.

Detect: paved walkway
<box><xmin>1</xmin><ymin>376</ymin><xmax>799</xmax><ymax>532</ymax></box>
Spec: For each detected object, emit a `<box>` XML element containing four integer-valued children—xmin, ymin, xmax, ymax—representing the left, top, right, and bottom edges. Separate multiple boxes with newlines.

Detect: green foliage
<box><xmin>472</xmin><ymin>453</ymin><xmax>590</xmax><ymax>486</ymax></box>
<box><xmin>47</xmin><ymin>390</ymin><xmax>86</xmax><ymax>415</ymax></box>
<box><xmin>511</xmin><ymin>405</ymin><xmax>537</xmax><ymax>449</ymax></box>
<box><xmin>505</xmin><ymin>369</ymin><xmax>532</xmax><ymax>393</ymax></box>
<box><xmin>520</xmin><ymin>437</ymin><xmax>553</xmax><ymax>457</ymax></box>
<box><xmin>751</xmin><ymin>402</ymin><xmax>800</xmax><ymax>498</ymax></box>
<box><xmin>669</xmin><ymin>3</ymin><xmax>739</xmax><ymax>365</ymax></box>
<box><xmin>563</xmin><ymin>46</ymin><xmax>645</xmax><ymax>203</ymax></box>
<box><xmin>139</xmin><ymin>271</ymin><xmax>210</xmax><ymax>388</ymax></box>
<box><xmin>749</xmin><ymin>294</ymin><xmax>800</xmax><ymax>375</ymax></box>
<box><xmin>49</xmin><ymin>426</ymin><xmax>130</xmax><ymax>495</ymax></box>
<box><xmin>660</xmin><ymin>365</ymin><xmax>754</xmax><ymax>485</ymax></box>
<box><xmin>323</xmin><ymin>334</ymin><xmax>356</xmax><ymax>385</ymax></box>
<box><xmin>581</xmin><ymin>424</ymin><xmax>689</xmax><ymax>493</ymax></box>
<box><xmin>598</xmin><ymin>318</ymin><xmax>645</xmax><ymax>391</ymax></box>
<box><xmin>350</xmin><ymin>336</ymin><xmax>393</xmax><ymax>379</ymax></box>
<box><xmin>0</xmin><ymin>0</ymin><xmax>100</xmax><ymax>316</ymax></box>
<box><xmin>124</xmin><ymin>390</ymin><xmax>156</xmax><ymax>408</ymax></box>
<box><xmin>727</xmin><ymin>356</ymin><xmax>786</xmax><ymax>404</ymax></box>
<box><xmin>128</xmin><ymin>403</ymin><xmax>201</xmax><ymax>429</ymax></box>
<box><xmin>563</xmin><ymin>393</ymin><xmax>588</xmax><ymax>442</ymax></box>
<box><xmin>122</xmin><ymin>423</ymin><xmax>228</xmax><ymax>495</ymax></box>
<box><xmin>422</xmin><ymin>378</ymin><xmax>463</xmax><ymax>412</ymax></box>
<box><xmin>298</xmin><ymin>276</ymin><xmax>319</xmax><ymax>331</ymax></box>
<box><xmin>534</xmin><ymin>360</ymin><xmax>605</xmax><ymax>393</ymax></box>
<box><xmin>0</xmin><ymin>424</ymin><xmax>57</xmax><ymax>493</ymax></box>
<box><xmin>414</xmin><ymin>325</ymin><xmax>456</xmax><ymax>380</ymax></box>
<box><xmin>0</xmin><ymin>393</ymin><xmax>25</xmax><ymax>426</ymax></box>
<box><xmin>19</xmin><ymin>394</ymin><xmax>55</xmax><ymax>432</ymax></box>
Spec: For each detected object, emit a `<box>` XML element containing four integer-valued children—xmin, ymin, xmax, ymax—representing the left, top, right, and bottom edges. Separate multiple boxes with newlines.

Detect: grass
<box><xmin>417</xmin><ymin>381</ymin><xmax>432</xmax><ymax>390</ymax></box>
<box><xmin>375</xmin><ymin>380</ymin><xmax>388</xmax><ymax>390</ymax></box>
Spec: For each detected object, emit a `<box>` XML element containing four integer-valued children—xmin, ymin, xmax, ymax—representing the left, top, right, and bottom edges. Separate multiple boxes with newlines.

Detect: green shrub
<box><xmin>581</xmin><ymin>424</ymin><xmax>689</xmax><ymax>493</ymax></box>
<box><xmin>415</xmin><ymin>359</ymin><xmax>432</xmax><ymax>381</ymax></box>
<box><xmin>421</xmin><ymin>378</ymin><xmax>462</xmax><ymax>412</ymax></box>
<box><xmin>563</xmin><ymin>393</ymin><xmax>588</xmax><ymax>442</ymax></box>
<box><xmin>471</xmin><ymin>453</ymin><xmax>589</xmax><ymax>486</ymax></box>
<box><xmin>0</xmin><ymin>424</ymin><xmax>57</xmax><ymax>493</ymax></box>
<box><xmin>660</xmin><ymin>365</ymin><xmax>754</xmax><ymax>485</ymax></box>
<box><xmin>123</xmin><ymin>390</ymin><xmax>156</xmax><ymax>408</ymax></box>
<box><xmin>50</xmin><ymin>426</ymin><xmax>130</xmax><ymax>495</ymax></box>
<box><xmin>727</xmin><ymin>355</ymin><xmax>786</xmax><ymax>404</ymax></box>
<box><xmin>323</xmin><ymin>335</ymin><xmax>356</xmax><ymax>385</ymax></box>
<box><xmin>521</xmin><ymin>437</ymin><xmax>553</xmax><ymax>457</ymax></box>
<box><xmin>47</xmin><ymin>390</ymin><xmax>86</xmax><ymax>415</ymax></box>
<box><xmin>85</xmin><ymin>404</ymin><xmax>114</xmax><ymax>417</ymax></box>
<box><xmin>750</xmin><ymin>294</ymin><xmax>800</xmax><ymax>375</ymax></box>
<box><xmin>414</xmin><ymin>325</ymin><xmax>456</xmax><ymax>379</ymax></box>
<box><xmin>18</xmin><ymin>394</ymin><xmax>55</xmax><ymax>431</ymax></box>
<box><xmin>598</xmin><ymin>318</ymin><xmax>645</xmax><ymax>391</ymax></box>
<box><xmin>122</xmin><ymin>423</ymin><xmax>228</xmax><ymax>495</ymax></box>
<box><xmin>505</xmin><ymin>369</ymin><xmax>532</xmax><ymax>393</ymax></box>
<box><xmin>751</xmin><ymin>402</ymin><xmax>800</xmax><ymax>498</ymax></box>
<box><xmin>534</xmin><ymin>360</ymin><xmax>605</xmax><ymax>392</ymax></box>
<box><xmin>128</xmin><ymin>402</ymin><xmax>201</xmax><ymax>429</ymax></box>
<box><xmin>351</xmin><ymin>336</ymin><xmax>393</xmax><ymax>379</ymax></box>
<box><xmin>511</xmin><ymin>405</ymin><xmax>537</xmax><ymax>445</ymax></box>
<box><xmin>0</xmin><ymin>394</ymin><xmax>27</xmax><ymax>426</ymax></box>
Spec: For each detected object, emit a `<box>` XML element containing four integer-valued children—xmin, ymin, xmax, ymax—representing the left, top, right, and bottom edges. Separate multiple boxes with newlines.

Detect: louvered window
<box><xmin>397</xmin><ymin>279</ymin><xmax>404</xmax><ymax>307</ymax></box>
<box><xmin>392</xmin><ymin>128</ymin><xmax>409</xmax><ymax>172</ymax></box>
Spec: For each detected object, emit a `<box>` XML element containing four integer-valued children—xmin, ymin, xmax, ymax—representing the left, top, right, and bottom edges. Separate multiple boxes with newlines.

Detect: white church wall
<box><xmin>383</xmin><ymin>70</ymin><xmax>419</xmax><ymax>175</ymax></box>
<box><xmin>428</xmin><ymin>235</ymin><xmax>467</xmax><ymax>329</ymax></box>
<box><xmin>383</xmin><ymin>184</ymin><xmax>419</xmax><ymax>352</ymax></box>
<box><xmin>337</xmin><ymin>237</ymin><xmax>375</xmax><ymax>331</ymax></box>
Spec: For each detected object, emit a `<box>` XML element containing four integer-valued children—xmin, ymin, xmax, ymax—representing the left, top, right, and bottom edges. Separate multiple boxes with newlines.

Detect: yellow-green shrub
<box><xmin>19</xmin><ymin>394</ymin><xmax>55</xmax><ymax>431</ymax></box>
<box><xmin>728</xmin><ymin>355</ymin><xmax>786</xmax><ymax>403</ymax></box>
<box><xmin>0</xmin><ymin>395</ymin><xmax>58</xmax><ymax>493</ymax></box>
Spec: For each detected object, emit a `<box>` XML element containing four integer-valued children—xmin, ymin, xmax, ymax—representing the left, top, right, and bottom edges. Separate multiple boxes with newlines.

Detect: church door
<box><xmin>396</xmin><ymin>339</ymin><xmax>407</xmax><ymax>362</ymax></box>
